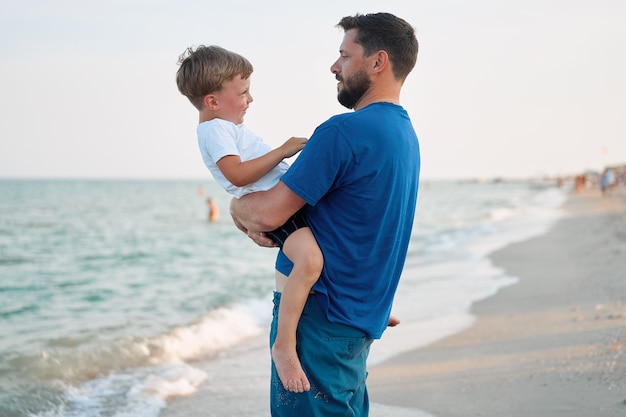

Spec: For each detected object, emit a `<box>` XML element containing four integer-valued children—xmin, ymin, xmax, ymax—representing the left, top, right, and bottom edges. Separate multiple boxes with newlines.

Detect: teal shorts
<box><xmin>270</xmin><ymin>292</ymin><xmax>373</xmax><ymax>417</ymax></box>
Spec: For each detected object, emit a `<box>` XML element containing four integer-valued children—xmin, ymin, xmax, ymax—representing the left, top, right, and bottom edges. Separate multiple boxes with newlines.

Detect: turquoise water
<box><xmin>0</xmin><ymin>179</ymin><xmax>567</xmax><ymax>417</ymax></box>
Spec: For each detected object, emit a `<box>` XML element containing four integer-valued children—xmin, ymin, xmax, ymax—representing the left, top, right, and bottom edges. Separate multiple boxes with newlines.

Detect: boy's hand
<box><xmin>280</xmin><ymin>137</ymin><xmax>308</xmax><ymax>158</ymax></box>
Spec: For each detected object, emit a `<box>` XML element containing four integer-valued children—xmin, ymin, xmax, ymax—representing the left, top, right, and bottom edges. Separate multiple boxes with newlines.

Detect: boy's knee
<box><xmin>300</xmin><ymin>249</ymin><xmax>324</xmax><ymax>278</ymax></box>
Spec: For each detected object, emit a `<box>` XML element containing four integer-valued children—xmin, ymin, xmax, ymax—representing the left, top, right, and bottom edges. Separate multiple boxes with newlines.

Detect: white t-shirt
<box><xmin>197</xmin><ymin>118</ymin><xmax>289</xmax><ymax>198</ymax></box>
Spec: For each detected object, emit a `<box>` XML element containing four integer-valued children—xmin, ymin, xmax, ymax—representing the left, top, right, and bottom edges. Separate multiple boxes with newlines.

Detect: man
<box><xmin>230</xmin><ymin>12</ymin><xmax>420</xmax><ymax>417</ymax></box>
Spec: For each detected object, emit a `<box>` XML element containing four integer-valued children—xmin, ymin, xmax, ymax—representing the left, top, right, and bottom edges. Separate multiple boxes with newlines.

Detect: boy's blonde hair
<box><xmin>176</xmin><ymin>45</ymin><xmax>253</xmax><ymax>110</ymax></box>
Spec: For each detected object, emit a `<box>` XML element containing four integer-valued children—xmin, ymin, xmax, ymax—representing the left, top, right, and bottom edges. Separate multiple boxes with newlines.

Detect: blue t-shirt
<box><xmin>278</xmin><ymin>102</ymin><xmax>420</xmax><ymax>339</ymax></box>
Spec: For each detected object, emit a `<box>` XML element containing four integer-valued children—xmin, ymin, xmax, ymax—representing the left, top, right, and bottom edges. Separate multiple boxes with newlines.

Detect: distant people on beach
<box><xmin>575</xmin><ymin>174</ymin><xmax>587</xmax><ymax>193</ymax></box>
<box><xmin>176</xmin><ymin>45</ymin><xmax>322</xmax><ymax>393</ymax></box>
<box><xmin>229</xmin><ymin>12</ymin><xmax>419</xmax><ymax>417</ymax></box>
<box><xmin>600</xmin><ymin>168</ymin><xmax>616</xmax><ymax>196</ymax></box>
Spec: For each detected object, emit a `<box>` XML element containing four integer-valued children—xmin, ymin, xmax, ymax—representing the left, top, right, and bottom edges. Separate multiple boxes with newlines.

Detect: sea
<box><xmin>0</xmin><ymin>178</ymin><xmax>568</xmax><ymax>417</ymax></box>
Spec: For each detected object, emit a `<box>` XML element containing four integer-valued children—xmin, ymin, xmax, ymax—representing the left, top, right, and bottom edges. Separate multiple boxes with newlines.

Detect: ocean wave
<box><xmin>147</xmin><ymin>304</ymin><xmax>264</xmax><ymax>364</ymax></box>
<box><xmin>0</xmin><ymin>256</ymin><xmax>31</xmax><ymax>266</ymax></box>
<box><xmin>55</xmin><ymin>364</ymin><xmax>208</xmax><ymax>417</ymax></box>
<box><xmin>0</xmin><ymin>303</ymin><xmax>39</xmax><ymax>318</ymax></box>
<box><xmin>5</xmin><ymin>302</ymin><xmax>264</xmax><ymax>383</ymax></box>
<box><xmin>1</xmin><ymin>302</ymin><xmax>267</xmax><ymax>417</ymax></box>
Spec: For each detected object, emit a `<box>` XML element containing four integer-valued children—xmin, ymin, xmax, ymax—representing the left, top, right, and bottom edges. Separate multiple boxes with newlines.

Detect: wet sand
<box><xmin>368</xmin><ymin>186</ymin><xmax>626</xmax><ymax>416</ymax></box>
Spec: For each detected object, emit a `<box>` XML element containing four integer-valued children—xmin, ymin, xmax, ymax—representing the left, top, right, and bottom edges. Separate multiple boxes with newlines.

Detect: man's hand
<box><xmin>231</xmin><ymin>211</ymin><xmax>248</xmax><ymax>234</ymax></box>
<box><xmin>229</xmin><ymin>184</ymin><xmax>307</xmax><ymax>247</ymax></box>
<box><xmin>231</xmin><ymin>199</ymin><xmax>278</xmax><ymax>248</ymax></box>
<box><xmin>247</xmin><ymin>231</ymin><xmax>278</xmax><ymax>248</ymax></box>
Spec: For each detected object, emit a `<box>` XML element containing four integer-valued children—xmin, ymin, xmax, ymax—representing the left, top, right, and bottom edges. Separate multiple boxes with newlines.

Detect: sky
<box><xmin>1</xmin><ymin>0</ymin><xmax>625</xmax><ymax>181</ymax></box>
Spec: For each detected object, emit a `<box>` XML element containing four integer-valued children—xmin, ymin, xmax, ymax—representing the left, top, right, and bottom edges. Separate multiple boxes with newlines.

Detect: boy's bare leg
<box><xmin>272</xmin><ymin>227</ymin><xmax>323</xmax><ymax>393</ymax></box>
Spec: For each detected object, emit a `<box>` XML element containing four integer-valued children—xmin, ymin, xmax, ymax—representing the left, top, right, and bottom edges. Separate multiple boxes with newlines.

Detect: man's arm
<box><xmin>230</xmin><ymin>180</ymin><xmax>306</xmax><ymax>233</ymax></box>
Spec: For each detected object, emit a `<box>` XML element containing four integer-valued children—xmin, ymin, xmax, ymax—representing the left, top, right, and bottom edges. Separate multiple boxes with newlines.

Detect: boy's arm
<box><xmin>217</xmin><ymin>137</ymin><xmax>307</xmax><ymax>187</ymax></box>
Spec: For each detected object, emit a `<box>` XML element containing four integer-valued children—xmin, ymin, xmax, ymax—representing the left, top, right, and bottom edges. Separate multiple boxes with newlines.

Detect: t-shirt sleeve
<box><xmin>281</xmin><ymin>123</ymin><xmax>350</xmax><ymax>206</ymax></box>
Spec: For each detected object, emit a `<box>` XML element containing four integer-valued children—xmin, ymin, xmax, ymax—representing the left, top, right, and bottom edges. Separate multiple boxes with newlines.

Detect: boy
<box><xmin>176</xmin><ymin>45</ymin><xmax>320</xmax><ymax>393</ymax></box>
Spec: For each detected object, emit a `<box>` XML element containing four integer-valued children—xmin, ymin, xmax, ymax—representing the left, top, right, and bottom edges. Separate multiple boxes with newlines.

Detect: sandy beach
<box><xmin>368</xmin><ymin>186</ymin><xmax>626</xmax><ymax>417</ymax></box>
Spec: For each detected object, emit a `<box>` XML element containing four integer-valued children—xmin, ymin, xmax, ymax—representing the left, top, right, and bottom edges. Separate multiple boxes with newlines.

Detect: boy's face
<box><xmin>212</xmin><ymin>74</ymin><xmax>253</xmax><ymax>125</ymax></box>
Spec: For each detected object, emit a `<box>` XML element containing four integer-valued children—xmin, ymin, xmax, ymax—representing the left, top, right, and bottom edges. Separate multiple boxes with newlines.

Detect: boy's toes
<box><xmin>284</xmin><ymin>380</ymin><xmax>299</xmax><ymax>392</ymax></box>
<box><xmin>288</xmin><ymin>379</ymin><xmax>309</xmax><ymax>393</ymax></box>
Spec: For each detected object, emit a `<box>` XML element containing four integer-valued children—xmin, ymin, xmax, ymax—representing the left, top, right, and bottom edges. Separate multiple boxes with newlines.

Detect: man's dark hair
<box><xmin>337</xmin><ymin>13</ymin><xmax>418</xmax><ymax>82</ymax></box>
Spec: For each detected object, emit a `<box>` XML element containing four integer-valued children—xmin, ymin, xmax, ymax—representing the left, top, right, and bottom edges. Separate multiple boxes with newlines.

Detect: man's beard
<box><xmin>337</xmin><ymin>69</ymin><xmax>371</xmax><ymax>109</ymax></box>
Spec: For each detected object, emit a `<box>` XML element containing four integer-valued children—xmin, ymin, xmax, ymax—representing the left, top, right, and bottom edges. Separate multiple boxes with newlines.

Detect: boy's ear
<box><xmin>203</xmin><ymin>94</ymin><xmax>219</xmax><ymax>110</ymax></box>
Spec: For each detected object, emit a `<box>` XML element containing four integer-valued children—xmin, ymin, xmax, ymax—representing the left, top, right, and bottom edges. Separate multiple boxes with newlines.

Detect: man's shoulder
<box><xmin>326</xmin><ymin>103</ymin><xmax>405</xmax><ymax>122</ymax></box>
<box><xmin>317</xmin><ymin>110</ymin><xmax>365</xmax><ymax>132</ymax></box>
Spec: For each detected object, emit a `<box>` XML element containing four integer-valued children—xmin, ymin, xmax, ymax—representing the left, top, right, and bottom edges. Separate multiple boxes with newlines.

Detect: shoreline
<box><xmin>367</xmin><ymin>186</ymin><xmax>626</xmax><ymax>416</ymax></box>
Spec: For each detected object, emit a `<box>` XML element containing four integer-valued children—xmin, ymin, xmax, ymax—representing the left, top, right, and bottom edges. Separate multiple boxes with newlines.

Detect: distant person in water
<box><xmin>206</xmin><ymin>198</ymin><xmax>219</xmax><ymax>222</ymax></box>
<box><xmin>176</xmin><ymin>45</ymin><xmax>322</xmax><ymax>392</ymax></box>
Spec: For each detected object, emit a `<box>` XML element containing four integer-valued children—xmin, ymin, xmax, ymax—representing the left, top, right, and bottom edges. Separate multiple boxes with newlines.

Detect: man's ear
<box><xmin>203</xmin><ymin>94</ymin><xmax>219</xmax><ymax>110</ymax></box>
<box><xmin>372</xmin><ymin>50</ymin><xmax>389</xmax><ymax>74</ymax></box>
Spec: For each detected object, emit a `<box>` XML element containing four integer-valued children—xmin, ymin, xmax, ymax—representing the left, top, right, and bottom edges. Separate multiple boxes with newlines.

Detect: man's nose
<box><xmin>330</xmin><ymin>58</ymin><xmax>340</xmax><ymax>74</ymax></box>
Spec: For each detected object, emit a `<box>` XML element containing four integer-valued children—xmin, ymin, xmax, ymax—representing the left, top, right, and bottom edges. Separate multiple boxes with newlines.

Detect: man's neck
<box><xmin>353</xmin><ymin>85</ymin><xmax>401</xmax><ymax>111</ymax></box>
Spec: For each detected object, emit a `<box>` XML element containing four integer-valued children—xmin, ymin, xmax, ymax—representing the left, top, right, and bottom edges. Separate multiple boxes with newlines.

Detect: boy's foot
<box><xmin>271</xmin><ymin>345</ymin><xmax>311</xmax><ymax>393</ymax></box>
